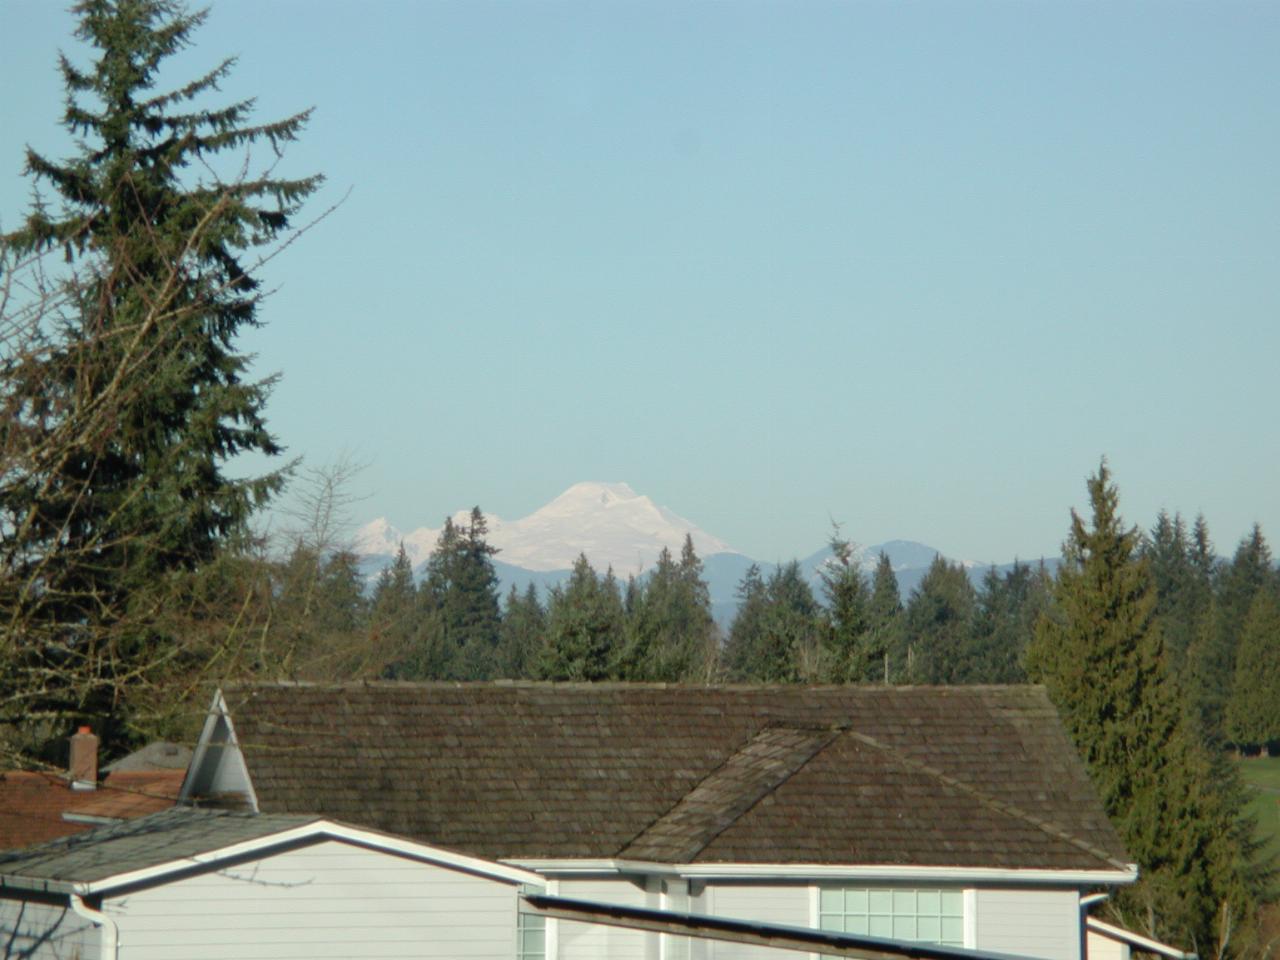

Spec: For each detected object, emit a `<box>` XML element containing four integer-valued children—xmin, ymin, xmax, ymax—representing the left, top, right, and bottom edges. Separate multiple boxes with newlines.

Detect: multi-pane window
<box><xmin>819</xmin><ymin>887</ymin><xmax>964</xmax><ymax>947</ymax></box>
<box><xmin>518</xmin><ymin>912</ymin><xmax>546</xmax><ymax>960</ymax></box>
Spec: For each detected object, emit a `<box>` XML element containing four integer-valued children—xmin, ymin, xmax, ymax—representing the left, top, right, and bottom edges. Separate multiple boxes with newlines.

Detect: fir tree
<box><xmin>495</xmin><ymin>584</ymin><xmax>545</xmax><ymax>679</ymax></box>
<box><xmin>1026</xmin><ymin>462</ymin><xmax>1263</xmax><ymax>952</ymax></box>
<box><xmin>539</xmin><ymin>556</ymin><xmax>624</xmax><ymax>681</ymax></box>
<box><xmin>725</xmin><ymin>562</ymin><xmax>822</xmax><ymax>682</ymax></box>
<box><xmin>617</xmin><ymin>536</ymin><xmax>716</xmax><ymax>681</ymax></box>
<box><xmin>818</xmin><ymin>530</ymin><xmax>872</xmax><ymax>682</ymax></box>
<box><xmin>415</xmin><ymin>509</ymin><xmax>502</xmax><ymax>679</ymax></box>
<box><xmin>723</xmin><ymin>564</ymin><xmax>768</xmax><ymax>680</ymax></box>
<box><xmin>1225</xmin><ymin>590</ymin><xmax>1280</xmax><ymax>753</ymax></box>
<box><xmin>902</xmin><ymin>555</ymin><xmax>975</xmax><ymax>684</ymax></box>
<box><xmin>960</xmin><ymin>562</ymin><xmax>1043</xmax><ymax>684</ymax></box>
<box><xmin>867</xmin><ymin>552</ymin><xmax>902</xmax><ymax>682</ymax></box>
<box><xmin>0</xmin><ymin>0</ymin><xmax>319</xmax><ymax>744</ymax></box>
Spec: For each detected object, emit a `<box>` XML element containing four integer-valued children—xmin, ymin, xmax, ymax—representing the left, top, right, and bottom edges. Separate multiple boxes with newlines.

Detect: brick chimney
<box><xmin>69</xmin><ymin>726</ymin><xmax>98</xmax><ymax>791</ymax></box>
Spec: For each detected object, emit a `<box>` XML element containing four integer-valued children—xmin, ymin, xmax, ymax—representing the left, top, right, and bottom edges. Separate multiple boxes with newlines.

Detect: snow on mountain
<box><xmin>353</xmin><ymin>481</ymin><xmax>734</xmax><ymax>575</ymax></box>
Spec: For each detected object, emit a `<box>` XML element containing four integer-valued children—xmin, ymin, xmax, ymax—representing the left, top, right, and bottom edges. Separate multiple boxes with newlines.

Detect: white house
<box><xmin>189</xmin><ymin>683</ymin><xmax>1140</xmax><ymax>960</ymax></box>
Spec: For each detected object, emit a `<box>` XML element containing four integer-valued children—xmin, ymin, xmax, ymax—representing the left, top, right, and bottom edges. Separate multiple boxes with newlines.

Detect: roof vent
<box><xmin>69</xmin><ymin>726</ymin><xmax>99</xmax><ymax>791</ymax></box>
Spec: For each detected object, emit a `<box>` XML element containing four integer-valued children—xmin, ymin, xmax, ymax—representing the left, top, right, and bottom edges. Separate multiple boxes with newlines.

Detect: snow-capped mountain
<box><xmin>354</xmin><ymin>481</ymin><xmax>733</xmax><ymax>575</ymax></box>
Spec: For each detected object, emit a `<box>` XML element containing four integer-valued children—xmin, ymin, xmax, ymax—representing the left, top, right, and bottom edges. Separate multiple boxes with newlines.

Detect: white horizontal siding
<box><xmin>702</xmin><ymin>882</ymin><xmax>811</xmax><ymax>960</ymax></box>
<box><xmin>974</xmin><ymin>888</ymin><xmax>1080</xmax><ymax>960</ymax></box>
<box><xmin>104</xmin><ymin>839</ymin><xmax>518</xmax><ymax>960</ymax></box>
<box><xmin>556</xmin><ymin>877</ymin><xmax>653</xmax><ymax>960</ymax></box>
<box><xmin>0</xmin><ymin>895</ymin><xmax>96</xmax><ymax>960</ymax></box>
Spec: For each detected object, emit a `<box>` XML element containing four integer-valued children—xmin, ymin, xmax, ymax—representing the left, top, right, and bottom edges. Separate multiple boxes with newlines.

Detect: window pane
<box><xmin>845</xmin><ymin>888</ymin><xmax>868</xmax><ymax>915</ymax></box>
<box><xmin>942</xmin><ymin>917</ymin><xmax>964</xmax><ymax>945</ymax></box>
<box><xmin>941</xmin><ymin>890</ymin><xmax>964</xmax><ymax>916</ymax></box>
<box><xmin>820</xmin><ymin>887</ymin><xmax>843</xmax><ymax>916</ymax></box>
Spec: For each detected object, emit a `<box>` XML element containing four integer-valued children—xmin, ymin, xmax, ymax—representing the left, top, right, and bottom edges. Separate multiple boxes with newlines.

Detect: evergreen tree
<box><xmin>1225</xmin><ymin>589</ymin><xmax>1280</xmax><ymax>753</ymax></box>
<box><xmin>960</xmin><ymin>562</ymin><xmax>1043</xmax><ymax>684</ymax></box>
<box><xmin>495</xmin><ymin>584</ymin><xmax>545</xmax><ymax>679</ymax></box>
<box><xmin>901</xmin><ymin>555</ymin><xmax>975</xmax><ymax>684</ymax></box>
<box><xmin>1188</xmin><ymin>525</ymin><xmax>1272</xmax><ymax>744</ymax></box>
<box><xmin>539</xmin><ymin>556</ymin><xmax>624</xmax><ymax>681</ymax></box>
<box><xmin>0</xmin><ymin>0</ymin><xmax>319</xmax><ymax>746</ymax></box>
<box><xmin>617</xmin><ymin>536</ymin><xmax>716</xmax><ymax>681</ymax></box>
<box><xmin>818</xmin><ymin>530</ymin><xmax>872</xmax><ymax>682</ymax></box>
<box><xmin>414</xmin><ymin>509</ymin><xmax>502</xmax><ymax>679</ymax></box>
<box><xmin>1026</xmin><ymin>463</ymin><xmax>1263</xmax><ymax>952</ymax></box>
<box><xmin>867</xmin><ymin>553</ymin><xmax>902</xmax><ymax>683</ymax></box>
<box><xmin>723</xmin><ymin>564</ymin><xmax>768</xmax><ymax>680</ymax></box>
<box><xmin>725</xmin><ymin>562</ymin><xmax>822</xmax><ymax>682</ymax></box>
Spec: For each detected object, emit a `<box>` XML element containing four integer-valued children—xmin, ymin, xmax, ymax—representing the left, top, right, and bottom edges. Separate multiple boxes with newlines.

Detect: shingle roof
<box><xmin>214</xmin><ymin>682</ymin><xmax>1130</xmax><ymax>871</ymax></box>
<box><xmin>0</xmin><ymin>809</ymin><xmax>319</xmax><ymax>891</ymax></box>
<box><xmin>0</xmin><ymin>769</ymin><xmax>183</xmax><ymax>850</ymax></box>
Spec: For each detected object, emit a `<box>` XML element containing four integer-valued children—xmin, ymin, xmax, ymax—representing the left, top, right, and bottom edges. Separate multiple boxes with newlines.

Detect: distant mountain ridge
<box><xmin>352</xmin><ymin>482</ymin><xmax>1057</xmax><ymax>626</ymax></box>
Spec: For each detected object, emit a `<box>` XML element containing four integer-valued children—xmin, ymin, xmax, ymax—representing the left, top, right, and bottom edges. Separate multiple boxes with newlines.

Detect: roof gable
<box><xmin>203</xmin><ymin>682</ymin><xmax>1130</xmax><ymax>874</ymax></box>
<box><xmin>0</xmin><ymin>808</ymin><xmax>543</xmax><ymax>896</ymax></box>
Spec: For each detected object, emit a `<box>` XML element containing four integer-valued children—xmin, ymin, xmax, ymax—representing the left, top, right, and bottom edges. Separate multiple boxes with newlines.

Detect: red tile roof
<box><xmin>0</xmin><ymin>769</ymin><xmax>184</xmax><ymax>850</ymax></box>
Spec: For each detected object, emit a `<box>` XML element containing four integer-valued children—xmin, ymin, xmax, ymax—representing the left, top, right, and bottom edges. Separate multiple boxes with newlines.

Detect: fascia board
<box><xmin>507</xmin><ymin>859</ymin><xmax>1139</xmax><ymax>886</ymax></box>
<box><xmin>1086</xmin><ymin>917</ymin><xmax>1196</xmax><ymax>960</ymax></box>
<box><xmin>80</xmin><ymin>820</ymin><xmax>545</xmax><ymax>896</ymax></box>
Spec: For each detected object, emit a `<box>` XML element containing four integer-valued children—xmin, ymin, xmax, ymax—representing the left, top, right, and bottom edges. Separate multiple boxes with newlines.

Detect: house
<box><xmin>0</xmin><ymin>807</ymin><xmax>544</xmax><ymax>960</ymax></box>
<box><xmin>0</xmin><ymin>729</ymin><xmax>183</xmax><ymax>850</ymax></box>
<box><xmin>163</xmin><ymin>681</ymin><xmax>1138</xmax><ymax>960</ymax></box>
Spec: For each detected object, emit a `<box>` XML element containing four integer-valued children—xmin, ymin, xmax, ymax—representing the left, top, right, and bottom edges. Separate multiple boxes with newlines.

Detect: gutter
<box><xmin>70</xmin><ymin>893</ymin><xmax>118</xmax><ymax>960</ymax></box>
<box><xmin>505</xmin><ymin>859</ymin><xmax>1140</xmax><ymax>886</ymax></box>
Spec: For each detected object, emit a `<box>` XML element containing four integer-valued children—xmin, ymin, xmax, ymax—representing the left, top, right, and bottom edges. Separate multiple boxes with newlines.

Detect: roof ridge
<box><xmin>619</xmin><ymin>724</ymin><xmax>842</xmax><ymax>862</ymax></box>
<box><xmin>842</xmin><ymin>730</ymin><xmax>1132</xmax><ymax>872</ymax></box>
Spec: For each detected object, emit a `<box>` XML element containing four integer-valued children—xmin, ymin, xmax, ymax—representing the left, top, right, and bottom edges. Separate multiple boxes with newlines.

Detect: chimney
<box><xmin>69</xmin><ymin>726</ymin><xmax>98</xmax><ymax>791</ymax></box>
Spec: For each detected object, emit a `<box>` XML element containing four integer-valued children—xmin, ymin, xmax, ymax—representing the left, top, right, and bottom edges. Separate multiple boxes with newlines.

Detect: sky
<box><xmin>1</xmin><ymin>0</ymin><xmax>1276</xmax><ymax>565</ymax></box>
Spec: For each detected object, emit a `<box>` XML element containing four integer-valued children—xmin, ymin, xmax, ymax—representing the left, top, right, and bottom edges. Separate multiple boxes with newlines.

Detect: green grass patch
<box><xmin>1238</xmin><ymin>755</ymin><xmax>1280</xmax><ymax>860</ymax></box>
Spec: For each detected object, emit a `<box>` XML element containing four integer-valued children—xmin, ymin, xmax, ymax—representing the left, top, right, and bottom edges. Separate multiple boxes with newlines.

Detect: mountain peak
<box><xmin>355</xmin><ymin>482</ymin><xmax>734</xmax><ymax>574</ymax></box>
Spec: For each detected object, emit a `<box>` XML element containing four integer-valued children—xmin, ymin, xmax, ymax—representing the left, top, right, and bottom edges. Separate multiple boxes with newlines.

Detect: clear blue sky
<box><xmin>2</xmin><ymin>0</ymin><xmax>1276</xmax><ymax>564</ymax></box>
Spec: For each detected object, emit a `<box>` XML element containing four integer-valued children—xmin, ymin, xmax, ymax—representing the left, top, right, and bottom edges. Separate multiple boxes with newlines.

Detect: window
<box><xmin>819</xmin><ymin>887</ymin><xmax>964</xmax><ymax>947</ymax></box>
<box><xmin>518</xmin><ymin>912</ymin><xmax>546</xmax><ymax>960</ymax></box>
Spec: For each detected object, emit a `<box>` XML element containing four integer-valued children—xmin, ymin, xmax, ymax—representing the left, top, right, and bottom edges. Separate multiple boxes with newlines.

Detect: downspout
<box><xmin>70</xmin><ymin>893</ymin><xmax>118</xmax><ymax>960</ymax></box>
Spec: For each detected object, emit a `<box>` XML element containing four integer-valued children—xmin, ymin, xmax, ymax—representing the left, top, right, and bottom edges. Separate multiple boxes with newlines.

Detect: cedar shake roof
<box><xmin>0</xmin><ymin>770</ymin><xmax>183</xmax><ymax>850</ymax></box>
<box><xmin>213</xmin><ymin>682</ymin><xmax>1131</xmax><ymax>871</ymax></box>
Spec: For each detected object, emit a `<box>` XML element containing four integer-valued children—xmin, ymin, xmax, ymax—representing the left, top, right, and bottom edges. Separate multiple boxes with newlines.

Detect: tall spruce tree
<box><xmin>1026</xmin><ymin>463</ymin><xmax>1263</xmax><ymax>953</ymax></box>
<box><xmin>0</xmin><ymin>0</ymin><xmax>319</xmax><ymax>748</ymax></box>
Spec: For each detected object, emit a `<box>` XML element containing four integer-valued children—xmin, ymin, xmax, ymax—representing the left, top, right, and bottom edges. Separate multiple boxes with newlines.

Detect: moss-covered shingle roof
<box><xmin>215</xmin><ymin>682</ymin><xmax>1129</xmax><ymax>871</ymax></box>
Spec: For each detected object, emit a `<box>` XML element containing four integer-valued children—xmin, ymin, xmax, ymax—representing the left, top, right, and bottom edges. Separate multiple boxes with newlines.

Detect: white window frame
<box><xmin>815</xmin><ymin>884</ymin><xmax>969</xmax><ymax>949</ymax></box>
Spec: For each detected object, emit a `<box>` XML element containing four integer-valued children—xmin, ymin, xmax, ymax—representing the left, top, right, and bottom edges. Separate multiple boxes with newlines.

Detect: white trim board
<box><xmin>505</xmin><ymin>860</ymin><xmax>1139</xmax><ymax>887</ymax></box>
<box><xmin>48</xmin><ymin>820</ymin><xmax>547</xmax><ymax>896</ymax></box>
